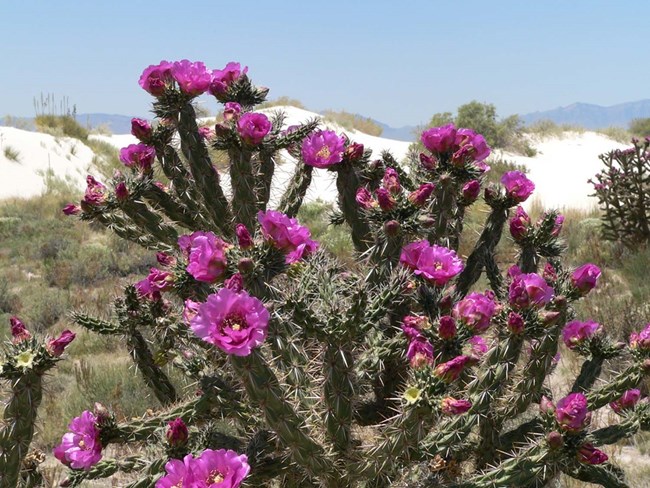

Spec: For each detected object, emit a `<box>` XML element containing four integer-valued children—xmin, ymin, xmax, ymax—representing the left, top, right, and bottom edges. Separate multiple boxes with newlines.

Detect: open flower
<box><xmin>139</xmin><ymin>61</ymin><xmax>173</xmax><ymax>96</ymax></box>
<box><xmin>406</xmin><ymin>336</ymin><xmax>434</xmax><ymax>368</ymax></box>
<box><xmin>433</xmin><ymin>355</ymin><xmax>471</xmax><ymax>382</ymax></box>
<box><xmin>400</xmin><ymin>240</ymin><xmax>464</xmax><ymax>286</ymax></box>
<box><xmin>421</xmin><ymin>124</ymin><xmax>457</xmax><ymax>154</ymax></box>
<box><xmin>156</xmin><ymin>454</ymin><xmax>196</xmax><ymax>488</ymax></box>
<box><xmin>452</xmin><ymin>292</ymin><xmax>496</xmax><ymax>333</ymax></box>
<box><xmin>119</xmin><ymin>144</ymin><xmax>155</xmax><ymax>171</ymax></box>
<box><xmin>501</xmin><ymin>171</ymin><xmax>535</xmax><ymax>203</ymax></box>
<box><xmin>53</xmin><ymin>411</ymin><xmax>102</xmax><ymax>470</ymax></box>
<box><xmin>171</xmin><ymin>59</ymin><xmax>212</xmax><ymax>96</ymax></box>
<box><xmin>237</xmin><ymin>113</ymin><xmax>271</xmax><ymax>145</ymax></box>
<box><xmin>15</xmin><ymin>350</ymin><xmax>35</xmax><ymax>370</ymax></box>
<box><xmin>562</xmin><ymin>320</ymin><xmax>601</xmax><ymax>349</ymax></box>
<box><xmin>257</xmin><ymin>210</ymin><xmax>319</xmax><ymax>263</ymax></box>
<box><xmin>190</xmin><ymin>288</ymin><xmax>270</xmax><ymax>356</ymax></box>
<box><xmin>441</xmin><ymin>397</ymin><xmax>472</xmax><ymax>415</ymax></box>
<box><xmin>630</xmin><ymin>323</ymin><xmax>650</xmax><ymax>350</ymax></box>
<box><xmin>555</xmin><ymin>393</ymin><xmax>590</xmax><ymax>432</ymax></box>
<box><xmin>81</xmin><ymin>176</ymin><xmax>106</xmax><ymax>207</ymax></box>
<box><xmin>301</xmin><ymin>130</ymin><xmax>345</xmax><ymax>168</ymax></box>
<box><xmin>610</xmin><ymin>389</ymin><xmax>641</xmax><ymax>414</ymax></box>
<box><xmin>508</xmin><ymin>273</ymin><xmax>554</xmax><ymax>309</ymax></box>
<box><xmin>179</xmin><ymin>231</ymin><xmax>228</xmax><ymax>283</ymax></box>
<box><xmin>192</xmin><ymin>449</ymin><xmax>250</xmax><ymax>487</ymax></box>
<box><xmin>46</xmin><ymin>330</ymin><xmax>76</xmax><ymax>357</ymax></box>
<box><xmin>571</xmin><ymin>263</ymin><xmax>601</xmax><ymax>296</ymax></box>
<box><xmin>210</xmin><ymin>62</ymin><xmax>248</xmax><ymax>96</ymax></box>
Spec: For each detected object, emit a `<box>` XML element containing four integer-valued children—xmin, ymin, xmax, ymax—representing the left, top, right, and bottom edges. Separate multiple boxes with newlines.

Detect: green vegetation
<box><xmin>630</xmin><ymin>117</ymin><xmax>650</xmax><ymax>138</ymax></box>
<box><xmin>34</xmin><ymin>114</ymin><xmax>89</xmax><ymax>140</ymax></box>
<box><xmin>258</xmin><ymin>95</ymin><xmax>306</xmax><ymax>109</ymax></box>
<box><xmin>3</xmin><ymin>145</ymin><xmax>21</xmax><ymax>162</ymax></box>
<box><xmin>322</xmin><ymin>109</ymin><xmax>383</xmax><ymax>136</ymax></box>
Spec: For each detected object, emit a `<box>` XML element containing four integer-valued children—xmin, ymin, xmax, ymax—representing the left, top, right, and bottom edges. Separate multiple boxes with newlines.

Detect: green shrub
<box><xmin>322</xmin><ymin>109</ymin><xmax>383</xmax><ymax>136</ymax></box>
<box><xmin>3</xmin><ymin>145</ymin><xmax>20</xmax><ymax>162</ymax></box>
<box><xmin>259</xmin><ymin>96</ymin><xmax>306</xmax><ymax>109</ymax></box>
<box><xmin>20</xmin><ymin>285</ymin><xmax>70</xmax><ymax>333</ymax></box>
<box><xmin>34</xmin><ymin>114</ymin><xmax>88</xmax><ymax>140</ymax></box>
<box><xmin>630</xmin><ymin>118</ymin><xmax>650</xmax><ymax>137</ymax></box>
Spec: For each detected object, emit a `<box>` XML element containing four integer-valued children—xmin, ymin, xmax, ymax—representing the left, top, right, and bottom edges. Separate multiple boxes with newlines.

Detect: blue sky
<box><xmin>2</xmin><ymin>1</ymin><xmax>648</xmax><ymax>127</ymax></box>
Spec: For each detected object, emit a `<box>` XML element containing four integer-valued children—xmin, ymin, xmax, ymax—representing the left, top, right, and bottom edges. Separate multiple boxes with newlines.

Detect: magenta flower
<box><xmin>224</xmin><ymin>273</ymin><xmax>244</xmax><ymax>293</ymax></box>
<box><xmin>171</xmin><ymin>60</ymin><xmax>212</xmax><ymax>96</ymax></box>
<box><xmin>179</xmin><ymin>231</ymin><xmax>228</xmax><ymax>283</ymax></box>
<box><xmin>62</xmin><ymin>204</ymin><xmax>81</xmax><ymax>215</ymax></box>
<box><xmin>462</xmin><ymin>180</ymin><xmax>481</xmax><ymax>202</ymax></box>
<box><xmin>139</xmin><ymin>61</ymin><xmax>173</xmax><ymax>96</ymax></box>
<box><xmin>454</xmin><ymin>128</ymin><xmax>491</xmax><ymax>162</ymax></box>
<box><xmin>166</xmin><ymin>418</ymin><xmax>189</xmax><ymax>447</ymax></box>
<box><xmin>53</xmin><ymin>411</ymin><xmax>102</xmax><ymax>470</ymax></box>
<box><xmin>508</xmin><ymin>273</ymin><xmax>554</xmax><ymax>309</ymax></box>
<box><xmin>571</xmin><ymin>264</ymin><xmax>601</xmax><ymax>296</ymax></box>
<box><xmin>400</xmin><ymin>240</ymin><xmax>464</xmax><ymax>286</ymax></box>
<box><xmin>198</xmin><ymin>126</ymin><xmax>215</xmax><ymax>141</ymax></box>
<box><xmin>437</xmin><ymin>316</ymin><xmax>456</xmax><ymax>339</ymax></box>
<box><xmin>156</xmin><ymin>252</ymin><xmax>176</xmax><ymax>267</ymax></box>
<box><xmin>577</xmin><ymin>444</ymin><xmax>608</xmax><ymax>465</ymax></box>
<box><xmin>382</xmin><ymin>168</ymin><xmax>401</xmax><ymax>194</ymax></box>
<box><xmin>115</xmin><ymin>182</ymin><xmax>129</xmax><ymax>201</ymax></box>
<box><xmin>507</xmin><ymin>311</ymin><xmax>525</xmax><ymax>334</ymax></box>
<box><xmin>10</xmin><ymin>316</ymin><xmax>31</xmax><ymax>343</ymax></box>
<box><xmin>419</xmin><ymin>152</ymin><xmax>437</xmax><ymax>170</ymax></box>
<box><xmin>543</xmin><ymin>262</ymin><xmax>557</xmax><ymax>282</ymax></box>
<box><xmin>610</xmin><ymin>389</ymin><xmax>641</xmax><ymax>413</ymax></box>
<box><xmin>135</xmin><ymin>278</ymin><xmax>161</xmax><ymax>301</ymax></box>
<box><xmin>119</xmin><ymin>144</ymin><xmax>156</xmax><ymax>171</ymax></box>
<box><xmin>81</xmin><ymin>176</ymin><xmax>106</xmax><ymax>207</ymax></box>
<box><xmin>193</xmin><ymin>449</ymin><xmax>250</xmax><ymax>488</ymax></box>
<box><xmin>46</xmin><ymin>330</ymin><xmax>76</xmax><ymax>357</ymax></box>
<box><xmin>467</xmin><ymin>335</ymin><xmax>488</xmax><ymax>360</ymax></box>
<box><xmin>421</xmin><ymin>124</ymin><xmax>457</xmax><ymax>154</ymax></box>
<box><xmin>356</xmin><ymin>187</ymin><xmax>376</xmax><ymax>209</ymax></box>
<box><xmin>509</xmin><ymin>206</ymin><xmax>531</xmax><ymax>241</ymax></box>
<box><xmin>631</xmin><ymin>323</ymin><xmax>650</xmax><ymax>350</ymax></box>
<box><xmin>556</xmin><ymin>393</ymin><xmax>590</xmax><ymax>432</ymax></box>
<box><xmin>401</xmin><ymin>315</ymin><xmax>429</xmax><ymax>338</ymax></box>
<box><xmin>452</xmin><ymin>292</ymin><xmax>496</xmax><ymax>333</ymax></box>
<box><xmin>376</xmin><ymin>187</ymin><xmax>396</xmax><ymax>211</ymax></box>
<box><xmin>183</xmin><ymin>299</ymin><xmax>201</xmax><ymax>326</ymax></box>
<box><xmin>562</xmin><ymin>320</ymin><xmax>601</xmax><ymax>349</ymax></box>
<box><xmin>301</xmin><ymin>130</ymin><xmax>346</xmax><ymax>168</ymax></box>
<box><xmin>156</xmin><ymin>454</ymin><xmax>196</xmax><ymax>488</ymax></box>
<box><xmin>501</xmin><ymin>171</ymin><xmax>535</xmax><ymax>203</ymax></box>
<box><xmin>237</xmin><ymin>113</ymin><xmax>271</xmax><ymax>145</ymax></box>
<box><xmin>235</xmin><ymin>224</ymin><xmax>254</xmax><ymax>249</ymax></box>
<box><xmin>210</xmin><ymin>62</ymin><xmax>248</xmax><ymax>96</ymax></box>
<box><xmin>257</xmin><ymin>210</ymin><xmax>319</xmax><ymax>264</ymax></box>
<box><xmin>433</xmin><ymin>355</ymin><xmax>471</xmax><ymax>383</ymax></box>
<box><xmin>190</xmin><ymin>288</ymin><xmax>269</xmax><ymax>356</ymax></box>
<box><xmin>345</xmin><ymin>142</ymin><xmax>364</xmax><ymax>160</ymax></box>
<box><xmin>441</xmin><ymin>397</ymin><xmax>472</xmax><ymax>415</ymax></box>
<box><xmin>131</xmin><ymin>118</ymin><xmax>152</xmax><ymax>141</ymax></box>
<box><xmin>407</xmin><ymin>336</ymin><xmax>434</xmax><ymax>368</ymax></box>
<box><xmin>224</xmin><ymin>102</ymin><xmax>242</xmax><ymax>121</ymax></box>
<box><xmin>408</xmin><ymin>183</ymin><xmax>435</xmax><ymax>206</ymax></box>
<box><xmin>550</xmin><ymin>214</ymin><xmax>564</xmax><ymax>237</ymax></box>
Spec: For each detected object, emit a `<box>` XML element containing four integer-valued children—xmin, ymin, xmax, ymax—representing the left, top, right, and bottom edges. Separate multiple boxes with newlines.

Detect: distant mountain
<box><xmin>521</xmin><ymin>100</ymin><xmax>650</xmax><ymax>129</ymax></box>
<box><xmin>77</xmin><ymin>113</ymin><xmax>140</xmax><ymax>134</ymax></box>
<box><xmin>373</xmin><ymin>120</ymin><xmax>418</xmax><ymax>142</ymax></box>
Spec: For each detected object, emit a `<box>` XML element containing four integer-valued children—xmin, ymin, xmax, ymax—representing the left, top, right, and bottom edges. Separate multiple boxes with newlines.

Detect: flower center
<box><xmin>208</xmin><ymin>470</ymin><xmax>225</xmax><ymax>483</ymax></box>
<box><xmin>173</xmin><ymin>481</ymin><xmax>183</xmax><ymax>488</ymax></box>
<box><xmin>223</xmin><ymin>312</ymin><xmax>247</xmax><ymax>331</ymax></box>
<box><xmin>78</xmin><ymin>439</ymin><xmax>86</xmax><ymax>449</ymax></box>
<box><xmin>316</xmin><ymin>146</ymin><xmax>331</xmax><ymax>159</ymax></box>
<box><xmin>434</xmin><ymin>262</ymin><xmax>443</xmax><ymax>270</ymax></box>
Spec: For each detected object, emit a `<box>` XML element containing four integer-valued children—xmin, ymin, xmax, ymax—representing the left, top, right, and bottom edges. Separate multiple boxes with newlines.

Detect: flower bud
<box><xmin>384</xmin><ymin>220</ymin><xmax>401</xmax><ymax>236</ymax></box>
<box><xmin>345</xmin><ymin>142</ymin><xmax>364</xmax><ymax>161</ymax></box>
<box><xmin>355</xmin><ymin>187</ymin><xmax>376</xmax><ymax>209</ymax></box>
<box><xmin>507</xmin><ymin>312</ymin><xmax>525</xmax><ymax>334</ymax></box>
<box><xmin>238</xmin><ymin>257</ymin><xmax>255</xmax><ymax>273</ymax></box>
<box><xmin>438</xmin><ymin>316</ymin><xmax>457</xmax><ymax>339</ymax></box>
<box><xmin>10</xmin><ymin>316</ymin><xmax>31</xmax><ymax>343</ymax></box>
<box><xmin>166</xmin><ymin>418</ymin><xmax>189</xmax><ymax>448</ymax></box>
<box><xmin>183</xmin><ymin>299</ymin><xmax>201</xmax><ymax>326</ymax></box>
<box><xmin>115</xmin><ymin>182</ymin><xmax>129</xmax><ymax>201</ymax></box>
<box><xmin>131</xmin><ymin>118</ymin><xmax>152</xmax><ymax>141</ymax></box>
<box><xmin>441</xmin><ymin>397</ymin><xmax>472</xmax><ymax>415</ymax></box>
<box><xmin>577</xmin><ymin>443</ymin><xmax>608</xmax><ymax>465</ymax></box>
<box><xmin>62</xmin><ymin>204</ymin><xmax>81</xmax><ymax>215</ymax></box>
<box><xmin>46</xmin><ymin>330</ymin><xmax>76</xmax><ymax>357</ymax></box>
<box><xmin>540</xmin><ymin>396</ymin><xmax>555</xmax><ymax>414</ymax></box>
<box><xmin>419</xmin><ymin>152</ymin><xmax>437</xmax><ymax>170</ymax></box>
<box><xmin>571</xmin><ymin>264</ymin><xmax>601</xmax><ymax>296</ymax></box>
<box><xmin>376</xmin><ymin>187</ymin><xmax>396</xmax><ymax>211</ymax></box>
<box><xmin>610</xmin><ymin>389</ymin><xmax>641</xmax><ymax>414</ymax></box>
<box><xmin>235</xmin><ymin>224</ymin><xmax>254</xmax><ymax>249</ymax></box>
<box><xmin>382</xmin><ymin>168</ymin><xmax>401</xmax><ymax>194</ymax></box>
<box><xmin>509</xmin><ymin>206</ymin><xmax>531</xmax><ymax>241</ymax></box>
<box><xmin>546</xmin><ymin>431</ymin><xmax>563</xmax><ymax>449</ymax></box>
<box><xmin>93</xmin><ymin>402</ymin><xmax>111</xmax><ymax>424</ymax></box>
<box><xmin>408</xmin><ymin>183</ymin><xmax>435</xmax><ymax>206</ymax></box>
<box><xmin>156</xmin><ymin>252</ymin><xmax>176</xmax><ymax>267</ymax></box>
<box><xmin>224</xmin><ymin>273</ymin><xmax>244</xmax><ymax>292</ymax></box>
<box><xmin>223</xmin><ymin>102</ymin><xmax>241</xmax><ymax>121</ymax></box>
<box><xmin>461</xmin><ymin>180</ymin><xmax>481</xmax><ymax>202</ymax></box>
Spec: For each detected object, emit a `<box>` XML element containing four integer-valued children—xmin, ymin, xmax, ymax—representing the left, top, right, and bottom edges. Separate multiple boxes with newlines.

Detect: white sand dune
<box><xmin>0</xmin><ymin>107</ymin><xmax>631</xmax><ymax>212</ymax></box>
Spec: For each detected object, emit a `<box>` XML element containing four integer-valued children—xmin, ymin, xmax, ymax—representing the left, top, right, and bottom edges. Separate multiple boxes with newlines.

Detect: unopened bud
<box><xmin>384</xmin><ymin>220</ymin><xmax>400</xmax><ymax>236</ymax></box>
<box><xmin>166</xmin><ymin>418</ymin><xmax>189</xmax><ymax>447</ymax></box>
<box><xmin>238</xmin><ymin>257</ymin><xmax>254</xmax><ymax>273</ymax></box>
<box><xmin>547</xmin><ymin>431</ymin><xmax>563</xmax><ymax>449</ymax></box>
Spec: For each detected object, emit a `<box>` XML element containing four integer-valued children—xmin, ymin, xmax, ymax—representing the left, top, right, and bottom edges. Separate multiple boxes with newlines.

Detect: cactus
<box><xmin>591</xmin><ymin>138</ymin><xmax>650</xmax><ymax>246</ymax></box>
<box><xmin>0</xmin><ymin>318</ymin><xmax>75</xmax><ymax>487</ymax></box>
<box><xmin>41</xmin><ymin>58</ymin><xmax>650</xmax><ymax>488</ymax></box>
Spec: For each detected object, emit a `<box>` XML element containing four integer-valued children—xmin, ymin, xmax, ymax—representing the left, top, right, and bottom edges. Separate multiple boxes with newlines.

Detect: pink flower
<box><xmin>577</xmin><ymin>443</ymin><xmax>608</xmax><ymax>465</ymax></box>
<box><xmin>62</xmin><ymin>204</ymin><xmax>81</xmax><ymax>215</ymax></box>
<box><xmin>237</xmin><ymin>113</ymin><xmax>271</xmax><ymax>145</ymax></box>
<box><xmin>179</xmin><ymin>232</ymin><xmax>228</xmax><ymax>283</ymax></box>
<box><xmin>210</xmin><ymin>62</ymin><xmax>248</xmax><ymax>96</ymax></box>
<box><xmin>82</xmin><ymin>176</ymin><xmax>106</xmax><ymax>207</ymax></box>
<box><xmin>356</xmin><ymin>187</ymin><xmax>376</xmax><ymax>209</ymax></box>
<box><xmin>507</xmin><ymin>311</ymin><xmax>525</xmax><ymax>334</ymax></box>
<box><xmin>454</xmin><ymin>128</ymin><xmax>491</xmax><ymax>162</ymax></box>
<box><xmin>183</xmin><ymin>299</ymin><xmax>201</xmax><ymax>326</ymax></box>
<box><xmin>434</xmin><ymin>355</ymin><xmax>471</xmax><ymax>382</ymax></box>
<box><xmin>9</xmin><ymin>316</ymin><xmax>31</xmax><ymax>343</ymax></box>
<box><xmin>193</xmin><ymin>449</ymin><xmax>250</xmax><ymax>488</ymax></box>
<box><xmin>543</xmin><ymin>262</ymin><xmax>557</xmax><ymax>282</ymax></box>
<box><xmin>610</xmin><ymin>389</ymin><xmax>641</xmax><ymax>414</ymax></box>
<box><xmin>171</xmin><ymin>60</ymin><xmax>212</xmax><ymax>96</ymax></box>
<box><xmin>556</xmin><ymin>393</ymin><xmax>590</xmax><ymax>432</ymax></box>
<box><xmin>501</xmin><ymin>171</ymin><xmax>535</xmax><ymax>203</ymax></box>
<box><xmin>452</xmin><ymin>292</ymin><xmax>496</xmax><ymax>333</ymax></box>
<box><xmin>441</xmin><ymin>397</ymin><xmax>472</xmax><ymax>415</ymax></box>
<box><xmin>190</xmin><ymin>288</ymin><xmax>269</xmax><ymax>356</ymax></box>
<box><xmin>631</xmin><ymin>323</ymin><xmax>650</xmax><ymax>349</ymax></box>
<box><xmin>550</xmin><ymin>214</ymin><xmax>564</xmax><ymax>237</ymax></box>
<box><xmin>235</xmin><ymin>224</ymin><xmax>254</xmax><ymax>249</ymax></box>
<box><xmin>408</xmin><ymin>183</ymin><xmax>435</xmax><ymax>206</ymax></box>
<box><xmin>466</xmin><ymin>335</ymin><xmax>488</xmax><ymax>360</ymax></box>
<box><xmin>345</xmin><ymin>142</ymin><xmax>364</xmax><ymax>160</ymax></box>
<box><xmin>139</xmin><ymin>61</ymin><xmax>173</xmax><ymax>96</ymax></box>
<box><xmin>156</xmin><ymin>454</ymin><xmax>196</xmax><ymax>488</ymax></box>
<box><xmin>156</xmin><ymin>252</ymin><xmax>176</xmax><ymax>267</ymax></box>
<box><xmin>509</xmin><ymin>206</ymin><xmax>531</xmax><ymax>241</ymax></box>
<box><xmin>508</xmin><ymin>273</ymin><xmax>554</xmax><ymax>309</ymax></box>
<box><xmin>301</xmin><ymin>130</ymin><xmax>346</xmax><ymax>168</ymax></box>
<box><xmin>131</xmin><ymin>118</ymin><xmax>152</xmax><ymax>141</ymax></box>
<box><xmin>257</xmin><ymin>210</ymin><xmax>319</xmax><ymax>264</ymax></box>
<box><xmin>382</xmin><ymin>168</ymin><xmax>401</xmax><ymax>194</ymax></box>
<box><xmin>419</xmin><ymin>152</ymin><xmax>437</xmax><ymax>170</ymax></box>
<box><xmin>562</xmin><ymin>320</ymin><xmax>601</xmax><ymax>349</ymax></box>
<box><xmin>224</xmin><ymin>273</ymin><xmax>244</xmax><ymax>293</ymax></box>
<box><xmin>198</xmin><ymin>126</ymin><xmax>215</xmax><ymax>140</ymax></box>
<box><xmin>376</xmin><ymin>187</ymin><xmax>396</xmax><ymax>211</ymax></box>
<box><xmin>166</xmin><ymin>418</ymin><xmax>189</xmax><ymax>447</ymax></box>
<box><xmin>53</xmin><ymin>411</ymin><xmax>102</xmax><ymax>470</ymax></box>
<box><xmin>571</xmin><ymin>264</ymin><xmax>601</xmax><ymax>296</ymax></box>
<box><xmin>135</xmin><ymin>278</ymin><xmax>161</xmax><ymax>301</ymax></box>
<box><xmin>115</xmin><ymin>182</ymin><xmax>129</xmax><ymax>201</ymax></box>
<box><xmin>224</xmin><ymin>102</ymin><xmax>242</xmax><ymax>121</ymax></box>
<box><xmin>421</xmin><ymin>124</ymin><xmax>457</xmax><ymax>154</ymax></box>
<box><xmin>46</xmin><ymin>330</ymin><xmax>76</xmax><ymax>356</ymax></box>
<box><xmin>400</xmin><ymin>240</ymin><xmax>464</xmax><ymax>286</ymax></box>
<box><xmin>438</xmin><ymin>316</ymin><xmax>457</xmax><ymax>339</ymax></box>
<box><xmin>461</xmin><ymin>180</ymin><xmax>481</xmax><ymax>202</ymax></box>
<box><xmin>407</xmin><ymin>336</ymin><xmax>434</xmax><ymax>368</ymax></box>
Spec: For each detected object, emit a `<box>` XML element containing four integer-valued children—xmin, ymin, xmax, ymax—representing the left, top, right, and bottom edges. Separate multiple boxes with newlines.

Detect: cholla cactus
<box><xmin>591</xmin><ymin>138</ymin><xmax>650</xmax><ymax>246</ymax></box>
<box><xmin>48</xmin><ymin>59</ymin><xmax>650</xmax><ymax>488</ymax></box>
<box><xmin>0</xmin><ymin>318</ymin><xmax>75</xmax><ymax>487</ymax></box>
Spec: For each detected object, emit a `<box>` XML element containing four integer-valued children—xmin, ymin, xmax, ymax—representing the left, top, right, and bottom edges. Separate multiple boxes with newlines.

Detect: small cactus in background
<box><xmin>0</xmin><ymin>318</ymin><xmax>75</xmax><ymax>487</ymax></box>
<box><xmin>32</xmin><ymin>59</ymin><xmax>650</xmax><ymax>488</ymax></box>
<box><xmin>591</xmin><ymin>138</ymin><xmax>650</xmax><ymax>246</ymax></box>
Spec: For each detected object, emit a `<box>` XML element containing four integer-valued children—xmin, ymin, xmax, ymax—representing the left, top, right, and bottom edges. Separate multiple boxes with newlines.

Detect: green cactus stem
<box><xmin>277</xmin><ymin>164</ymin><xmax>314</xmax><ymax>218</ymax></box>
<box><xmin>336</xmin><ymin>163</ymin><xmax>372</xmax><ymax>252</ymax></box>
<box><xmin>228</xmin><ymin>147</ymin><xmax>258</xmax><ymax>231</ymax></box>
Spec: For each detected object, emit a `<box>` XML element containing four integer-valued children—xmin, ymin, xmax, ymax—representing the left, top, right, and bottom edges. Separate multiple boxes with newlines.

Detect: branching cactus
<box><xmin>590</xmin><ymin>138</ymin><xmax>650</xmax><ymax>246</ymax></box>
<box><xmin>44</xmin><ymin>59</ymin><xmax>650</xmax><ymax>488</ymax></box>
<box><xmin>0</xmin><ymin>317</ymin><xmax>75</xmax><ymax>488</ymax></box>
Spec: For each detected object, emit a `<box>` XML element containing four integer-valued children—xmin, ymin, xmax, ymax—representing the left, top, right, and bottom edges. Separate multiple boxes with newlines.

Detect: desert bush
<box><xmin>524</xmin><ymin>119</ymin><xmax>586</xmax><ymax>138</ymax></box>
<box><xmin>322</xmin><ymin>109</ymin><xmax>383</xmax><ymax>136</ymax></box>
<box><xmin>629</xmin><ymin>118</ymin><xmax>650</xmax><ymax>138</ymax></box>
<box><xmin>34</xmin><ymin>114</ymin><xmax>88</xmax><ymax>140</ymax></box>
<box><xmin>591</xmin><ymin>139</ymin><xmax>650</xmax><ymax>246</ymax></box>
<box><xmin>3</xmin><ymin>59</ymin><xmax>650</xmax><ymax>488</ymax></box>
<box><xmin>3</xmin><ymin>145</ymin><xmax>21</xmax><ymax>162</ymax></box>
<box><xmin>259</xmin><ymin>96</ymin><xmax>306</xmax><ymax>109</ymax></box>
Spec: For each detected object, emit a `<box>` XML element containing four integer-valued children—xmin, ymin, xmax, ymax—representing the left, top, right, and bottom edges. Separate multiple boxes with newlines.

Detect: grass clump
<box><xmin>322</xmin><ymin>109</ymin><xmax>383</xmax><ymax>136</ymax></box>
<box><xmin>259</xmin><ymin>96</ymin><xmax>306</xmax><ymax>110</ymax></box>
<box><xmin>3</xmin><ymin>145</ymin><xmax>21</xmax><ymax>162</ymax></box>
<box><xmin>34</xmin><ymin>114</ymin><xmax>88</xmax><ymax>140</ymax></box>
